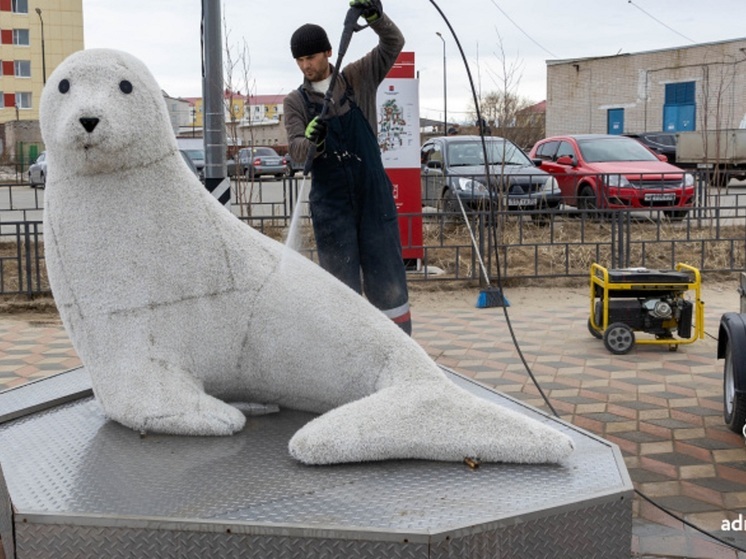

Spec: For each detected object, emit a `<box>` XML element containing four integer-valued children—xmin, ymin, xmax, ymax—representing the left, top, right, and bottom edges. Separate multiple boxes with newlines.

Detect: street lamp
<box><xmin>435</xmin><ymin>32</ymin><xmax>447</xmax><ymax>135</ymax></box>
<box><xmin>35</xmin><ymin>7</ymin><xmax>46</xmax><ymax>85</ymax></box>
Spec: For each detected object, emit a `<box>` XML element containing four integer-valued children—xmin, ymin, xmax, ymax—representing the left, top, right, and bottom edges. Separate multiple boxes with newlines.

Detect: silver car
<box><xmin>181</xmin><ymin>149</ymin><xmax>205</xmax><ymax>176</ymax></box>
<box><xmin>237</xmin><ymin>146</ymin><xmax>286</xmax><ymax>179</ymax></box>
<box><xmin>28</xmin><ymin>151</ymin><xmax>47</xmax><ymax>187</ymax></box>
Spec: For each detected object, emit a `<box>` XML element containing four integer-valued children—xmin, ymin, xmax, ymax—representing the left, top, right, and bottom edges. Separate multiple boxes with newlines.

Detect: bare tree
<box><xmin>223</xmin><ymin>18</ymin><xmax>257</xmax><ymax>218</ymax></box>
<box><xmin>468</xmin><ymin>29</ymin><xmax>539</xmax><ymax>233</ymax></box>
<box><xmin>698</xmin><ymin>57</ymin><xmax>739</xmax><ymax>189</ymax></box>
<box><xmin>469</xmin><ymin>30</ymin><xmax>542</xmax><ymax>149</ymax></box>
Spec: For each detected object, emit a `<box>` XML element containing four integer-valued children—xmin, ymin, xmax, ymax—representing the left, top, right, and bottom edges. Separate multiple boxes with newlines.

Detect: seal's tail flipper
<box><xmin>288</xmin><ymin>380</ymin><xmax>574</xmax><ymax>465</ymax></box>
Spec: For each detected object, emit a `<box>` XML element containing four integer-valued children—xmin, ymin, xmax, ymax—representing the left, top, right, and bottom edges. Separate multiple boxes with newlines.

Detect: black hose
<box><xmin>427</xmin><ymin>1</ymin><xmax>745</xmax><ymax>553</ymax></box>
<box><xmin>427</xmin><ymin>0</ymin><xmax>557</xmax><ymax>417</ymax></box>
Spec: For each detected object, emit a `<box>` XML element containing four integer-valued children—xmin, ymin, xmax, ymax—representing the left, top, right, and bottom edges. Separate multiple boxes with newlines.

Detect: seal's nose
<box><xmin>80</xmin><ymin>118</ymin><xmax>99</xmax><ymax>133</ymax></box>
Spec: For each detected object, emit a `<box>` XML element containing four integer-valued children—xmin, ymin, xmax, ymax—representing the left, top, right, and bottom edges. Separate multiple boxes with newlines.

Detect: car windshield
<box><xmin>254</xmin><ymin>148</ymin><xmax>278</xmax><ymax>156</ymax></box>
<box><xmin>577</xmin><ymin>138</ymin><xmax>659</xmax><ymax>163</ymax></box>
<box><xmin>649</xmin><ymin>134</ymin><xmax>676</xmax><ymax>147</ymax></box>
<box><xmin>183</xmin><ymin>149</ymin><xmax>204</xmax><ymax>160</ymax></box>
<box><xmin>447</xmin><ymin>140</ymin><xmax>531</xmax><ymax>167</ymax></box>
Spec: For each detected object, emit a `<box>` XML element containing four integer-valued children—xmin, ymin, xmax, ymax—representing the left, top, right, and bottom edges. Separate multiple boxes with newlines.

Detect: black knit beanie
<box><xmin>290</xmin><ymin>24</ymin><xmax>332</xmax><ymax>58</ymax></box>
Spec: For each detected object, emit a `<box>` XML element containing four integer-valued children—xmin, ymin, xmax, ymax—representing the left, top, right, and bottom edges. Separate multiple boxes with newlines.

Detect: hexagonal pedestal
<box><xmin>0</xmin><ymin>367</ymin><xmax>632</xmax><ymax>559</ymax></box>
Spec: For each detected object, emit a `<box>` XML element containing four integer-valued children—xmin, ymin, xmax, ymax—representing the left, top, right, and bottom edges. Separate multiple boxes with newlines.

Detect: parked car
<box><xmin>236</xmin><ymin>146</ymin><xmax>286</xmax><ymax>179</ymax></box>
<box><xmin>282</xmin><ymin>154</ymin><xmax>306</xmax><ymax>176</ymax></box>
<box><xmin>226</xmin><ymin>156</ymin><xmax>237</xmax><ymax>177</ymax></box>
<box><xmin>181</xmin><ymin>148</ymin><xmax>205</xmax><ymax>176</ymax></box>
<box><xmin>624</xmin><ymin>132</ymin><xmax>678</xmax><ymax>164</ymax></box>
<box><xmin>178</xmin><ymin>149</ymin><xmax>201</xmax><ymax>180</ymax></box>
<box><xmin>28</xmin><ymin>151</ymin><xmax>47</xmax><ymax>187</ymax></box>
<box><xmin>420</xmin><ymin>135</ymin><xmax>562</xmax><ymax>222</ymax></box>
<box><xmin>529</xmin><ymin>134</ymin><xmax>695</xmax><ymax>219</ymax></box>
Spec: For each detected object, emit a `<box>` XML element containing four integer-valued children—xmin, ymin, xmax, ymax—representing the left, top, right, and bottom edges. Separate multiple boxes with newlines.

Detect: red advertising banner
<box><xmin>387</xmin><ymin>167</ymin><xmax>422</xmax><ymax>259</ymax></box>
<box><xmin>378</xmin><ymin>52</ymin><xmax>423</xmax><ymax>260</ymax></box>
<box><xmin>386</xmin><ymin>52</ymin><xmax>415</xmax><ymax>79</ymax></box>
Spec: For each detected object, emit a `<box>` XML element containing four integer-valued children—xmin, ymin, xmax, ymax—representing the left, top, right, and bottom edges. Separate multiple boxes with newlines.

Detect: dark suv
<box><xmin>420</xmin><ymin>135</ymin><xmax>562</xmax><ymax>222</ymax></box>
<box><xmin>624</xmin><ymin>132</ymin><xmax>677</xmax><ymax>164</ymax></box>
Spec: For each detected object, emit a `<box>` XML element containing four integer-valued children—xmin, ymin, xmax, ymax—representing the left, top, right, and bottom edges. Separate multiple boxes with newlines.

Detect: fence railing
<box><xmin>0</xmin><ymin>172</ymin><xmax>744</xmax><ymax>297</ymax></box>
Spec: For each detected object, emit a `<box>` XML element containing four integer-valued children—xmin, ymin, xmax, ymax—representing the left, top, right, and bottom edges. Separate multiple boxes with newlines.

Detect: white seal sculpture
<box><xmin>40</xmin><ymin>49</ymin><xmax>573</xmax><ymax>465</ymax></box>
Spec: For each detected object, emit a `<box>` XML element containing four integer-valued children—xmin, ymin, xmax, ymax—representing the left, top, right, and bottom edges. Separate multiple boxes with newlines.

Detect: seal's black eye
<box><xmin>58</xmin><ymin>79</ymin><xmax>70</xmax><ymax>94</ymax></box>
<box><xmin>119</xmin><ymin>80</ymin><xmax>133</xmax><ymax>94</ymax></box>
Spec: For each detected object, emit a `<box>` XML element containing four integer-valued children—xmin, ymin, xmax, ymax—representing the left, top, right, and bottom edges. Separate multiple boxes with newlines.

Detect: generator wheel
<box><xmin>603</xmin><ymin>322</ymin><xmax>635</xmax><ymax>354</ymax></box>
<box><xmin>724</xmin><ymin>339</ymin><xmax>746</xmax><ymax>434</ymax></box>
<box><xmin>587</xmin><ymin>318</ymin><xmax>603</xmax><ymax>339</ymax></box>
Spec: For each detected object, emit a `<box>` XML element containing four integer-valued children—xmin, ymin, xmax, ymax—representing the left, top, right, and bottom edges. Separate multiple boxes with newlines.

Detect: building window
<box><xmin>13</xmin><ymin>29</ymin><xmax>30</xmax><ymax>46</ymax></box>
<box><xmin>15</xmin><ymin>92</ymin><xmax>32</xmax><ymax>109</ymax></box>
<box><xmin>12</xmin><ymin>0</ymin><xmax>29</xmax><ymax>14</ymax></box>
<box><xmin>0</xmin><ymin>94</ymin><xmax>4</xmax><ymax>108</ymax></box>
<box><xmin>14</xmin><ymin>60</ymin><xmax>31</xmax><ymax>78</ymax></box>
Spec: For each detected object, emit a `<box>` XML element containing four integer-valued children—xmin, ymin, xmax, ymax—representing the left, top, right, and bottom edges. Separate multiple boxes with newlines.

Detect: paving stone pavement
<box><xmin>1</xmin><ymin>281</ymin><xmax>746</xmax><ymax>558</ymax></box>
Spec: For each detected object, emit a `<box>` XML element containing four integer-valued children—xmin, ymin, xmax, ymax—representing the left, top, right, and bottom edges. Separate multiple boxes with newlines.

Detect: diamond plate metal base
<box><xmin>0</xmin><ymin>367</ymin><xmax>632</xmax><ymax>559</ymax></box>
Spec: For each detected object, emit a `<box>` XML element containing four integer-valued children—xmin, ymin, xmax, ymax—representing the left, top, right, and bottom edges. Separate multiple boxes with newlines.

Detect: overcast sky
<box><xmin>82</xmin><ymin>0</ymin><xmax>746</xmax><ymax>124</ymax></box>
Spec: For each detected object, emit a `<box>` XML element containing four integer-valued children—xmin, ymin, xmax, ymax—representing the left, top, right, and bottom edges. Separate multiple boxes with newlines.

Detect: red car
<box><xmin>529</xmin><ymin>134</ymin><xmax>695</xmax><ymax>218</ymax></box>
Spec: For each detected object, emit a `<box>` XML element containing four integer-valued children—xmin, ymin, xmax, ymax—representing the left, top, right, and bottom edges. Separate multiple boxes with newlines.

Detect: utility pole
<box><xmin>436</xmin><ymin>32</ymin><xmax>447</xmax><ymax>135</ymax></box>
<box><xmin>35</xmin><ymin>8</ymin><xmax>46</xmax><ymax>85</ymax></box>
<box><xmin>202</xmin><ymin>0</ymin><xmax>229</xmax><ymax>206</ymax></box>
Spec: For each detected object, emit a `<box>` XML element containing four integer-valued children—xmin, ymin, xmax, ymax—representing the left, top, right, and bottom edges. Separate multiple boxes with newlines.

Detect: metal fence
<box><xmin>0</xmin><ymin>172</ymin><xmax>744</xmax><ymax>297</ymax></box>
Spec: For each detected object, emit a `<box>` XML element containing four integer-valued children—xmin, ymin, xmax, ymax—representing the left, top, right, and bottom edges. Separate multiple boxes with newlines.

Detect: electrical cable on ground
<box><xmin>427</xmin><ymin>1</ymin><xmax>746</xmax><ymax>554</ymax></box>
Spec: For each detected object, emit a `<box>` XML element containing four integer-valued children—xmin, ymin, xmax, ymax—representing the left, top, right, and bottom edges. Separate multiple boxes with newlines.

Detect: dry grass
<box><xmin>418</xmin><ymin>214</ymin><xmax>745</xmax><ymax>285</ymax></box>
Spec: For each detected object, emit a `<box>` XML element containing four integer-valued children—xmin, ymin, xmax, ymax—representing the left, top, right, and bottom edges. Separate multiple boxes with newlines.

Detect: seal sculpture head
<box><xmin>41</xmin><ymin>49</ymin><xmax>177</xmax><ymax>177</ymax></box>
<box><xmin>40</xmin><ymin>48</ymin><xmax>574</xmax><ymax>465</ymax></box>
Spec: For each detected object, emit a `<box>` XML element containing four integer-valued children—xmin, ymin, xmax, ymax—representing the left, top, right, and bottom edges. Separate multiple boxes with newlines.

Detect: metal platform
<box><xmin>0</xmin><ymin>367</ymin><xmax>632</xmax><ymax>559</ymax></box>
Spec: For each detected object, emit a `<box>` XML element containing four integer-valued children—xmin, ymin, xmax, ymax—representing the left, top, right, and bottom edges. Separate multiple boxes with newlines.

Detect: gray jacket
<box><xmin>283</xmin><ymin>13</ymin><xmax>405</xmax><ymax>165</ymax></box>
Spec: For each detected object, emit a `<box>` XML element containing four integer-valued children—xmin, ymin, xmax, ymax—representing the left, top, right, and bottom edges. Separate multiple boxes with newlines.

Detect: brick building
<box><xmin>545</xmin><ymin>37</ymin><xmax>746</xmax><ymax>137</ymax></box>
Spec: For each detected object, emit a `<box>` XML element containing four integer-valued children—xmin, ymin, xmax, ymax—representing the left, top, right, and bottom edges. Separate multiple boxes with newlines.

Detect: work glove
<box><xmin>349</xmin><ymin>0</ymin><xmax>382</xmax><ymax>23</ymax></box>
<box><xmin>305</xmin><ymin>116</ymin><xmax>327</xmax><ymax>146</ymax></box>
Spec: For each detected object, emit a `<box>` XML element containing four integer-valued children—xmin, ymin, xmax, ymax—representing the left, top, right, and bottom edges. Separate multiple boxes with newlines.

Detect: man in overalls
<box><xmin>283</xmin><ymin>0</ymin><xmax>412</xmax><ymax>335</ymax></box>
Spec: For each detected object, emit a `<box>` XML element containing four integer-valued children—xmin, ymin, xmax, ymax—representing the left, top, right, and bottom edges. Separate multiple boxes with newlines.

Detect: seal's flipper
<box><xmin>289</xmin><ymin>380</ymin><xmax>574</xmax><ymax>465</ymax></box>
<box><xmin>93</xmin><ymin>363</ymin><xmax>247</xmax><ymax>436</ymax></box>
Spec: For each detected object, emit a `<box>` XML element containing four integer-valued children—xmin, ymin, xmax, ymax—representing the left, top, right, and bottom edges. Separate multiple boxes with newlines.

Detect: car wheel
<box><xmin>724</xmin><ymin>339</ymin><xmax>746</xmax><ymax>433</ymax></box>
<box><xmin>531</xmin><ymin>211</ymin><xmax>551</xmax><ymax>226</ymax></box>
<box><xmin>438</xmin><ymin>189</ymin><xmax>460</xmax><ymax>217</ymax></box>
<box><xmin>663</xmin><ymin>209</ymin><xmax>688</xmax><ymax>221</ymax></box>
<box><xmin>577</xmin><ymin>185</ymin><xmax>597</xmax><ymax>211</ymax></box>
<box><xmin>284</xmin><ymin>166</ymin><xmax>293</xmax><ymax>178</ymax></box>
<box><xmin>709</xmin><ymin>169</ymin><xmax>730</xmax><ymax>188</ymax></box>
<box><xmin>603</xmin><ymin>322</ymin><xmax>635</xmax><ymax>354</ymax></box>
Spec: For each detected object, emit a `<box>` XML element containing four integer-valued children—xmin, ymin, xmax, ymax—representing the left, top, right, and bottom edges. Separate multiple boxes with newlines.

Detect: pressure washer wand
<box><xmin>303</xmin><ymin>6</ymin><xmax>367</xmax><ymax>175</ymax></box>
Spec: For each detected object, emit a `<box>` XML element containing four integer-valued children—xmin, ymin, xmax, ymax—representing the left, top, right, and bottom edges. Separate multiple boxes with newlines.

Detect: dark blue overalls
<box><xmin>300</xmin><ymin>77</ymin><xmax>411</xmax><ymax>335</ymax></box>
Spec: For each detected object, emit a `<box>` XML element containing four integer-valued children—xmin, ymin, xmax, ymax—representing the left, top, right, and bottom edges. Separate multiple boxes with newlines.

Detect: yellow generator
<box><xmin>589</xmin><ymin>263</ymin><xmax>704</xmax><ymax>354</ymax></box>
